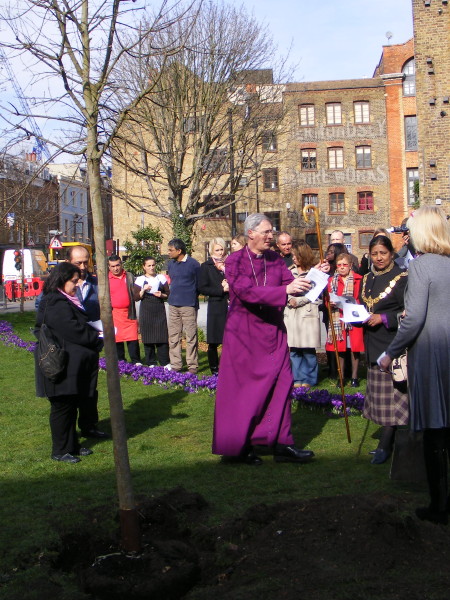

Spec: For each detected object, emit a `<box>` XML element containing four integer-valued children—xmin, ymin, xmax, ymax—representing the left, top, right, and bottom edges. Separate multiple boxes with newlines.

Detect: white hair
<box><xmin>244</xmin><ymin>213</ymin><xmax>272</xmax><ymax>235</ymax></box>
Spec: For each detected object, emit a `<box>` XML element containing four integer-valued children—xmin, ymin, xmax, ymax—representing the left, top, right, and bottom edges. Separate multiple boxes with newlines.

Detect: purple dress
<box><xmin>212</xmin><ymin>247</ymin><xmax>295</xmax><ymax>456</ymax></box>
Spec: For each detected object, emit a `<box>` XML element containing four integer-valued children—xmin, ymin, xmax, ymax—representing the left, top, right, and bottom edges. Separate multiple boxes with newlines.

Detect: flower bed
<box><xmin>1</xmin><ymin>320</ymin><xmax>364</xmax><ymax>416</ymax></box>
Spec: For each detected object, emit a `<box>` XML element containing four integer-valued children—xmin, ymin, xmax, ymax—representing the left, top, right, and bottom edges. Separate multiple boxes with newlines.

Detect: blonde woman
<box><xmin>380</xmin><ymin>207</ymin><xmax>450</xmax><ymax>523</ymax></box>
<box><xmin>198</xmin><ymin>238</ymin><xmax>229</xmax><ymax>374</ymax></box>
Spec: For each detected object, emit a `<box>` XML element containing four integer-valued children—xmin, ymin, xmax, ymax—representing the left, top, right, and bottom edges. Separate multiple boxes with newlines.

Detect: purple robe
<box><xmin>212</xmin><ymin>247</ymin><xmax>295</xmax><ymax>456</ymax></box>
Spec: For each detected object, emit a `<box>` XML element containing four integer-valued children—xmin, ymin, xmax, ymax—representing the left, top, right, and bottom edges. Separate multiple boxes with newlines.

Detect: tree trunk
<box><xmin>171</xmin><ymin>208</ymin><xmax>193</xmax><ymax>253</ymax></box>
<box><xmin>86</xmin><ymin>126</ymin><xmax>141</xmax><ymax>553</ymax></box>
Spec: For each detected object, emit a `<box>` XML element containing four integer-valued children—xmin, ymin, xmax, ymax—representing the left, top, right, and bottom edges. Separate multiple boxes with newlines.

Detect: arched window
<box><xmin>403</xmin><ymin>58</ymin><xmax>415</xmax><ymax>96</ymax></box>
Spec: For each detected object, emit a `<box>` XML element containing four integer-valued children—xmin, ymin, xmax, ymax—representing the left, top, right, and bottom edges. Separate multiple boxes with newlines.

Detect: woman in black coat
<box><xmin>198</xmin><ymin>237</ymin><xmax>229</xmax><ymax>374</ymax></box>
<box><xmin>360</xmin><ymin>235</ymin><xmax>408</xmax><ymax>464</ymax></box>
<box><xmin>35</xmin><ymin>263</ymin><xmax>103</xmax><ymax>463</ymax></box>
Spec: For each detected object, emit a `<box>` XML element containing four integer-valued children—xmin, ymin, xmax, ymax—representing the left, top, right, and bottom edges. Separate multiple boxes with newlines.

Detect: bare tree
<box><xmin>112</xmin><ymin>1</ymin><xmax>289</xmax><ymax>248</ymax></box>
<box><xmin>0</xmin><ymin>0</ymin><xmax>193</xmax><ymax>551</ymax></box>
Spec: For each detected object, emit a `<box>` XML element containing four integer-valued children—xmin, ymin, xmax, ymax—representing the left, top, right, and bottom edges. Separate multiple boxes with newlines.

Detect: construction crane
<box><xmin>0</xmin><ymin>47</ymin><xmax>51</xmax><ymax>161</ymax></box>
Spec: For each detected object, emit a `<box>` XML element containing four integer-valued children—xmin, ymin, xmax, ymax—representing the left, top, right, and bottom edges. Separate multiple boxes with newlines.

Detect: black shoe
<box><xmin>221</xmin><ymin>451</ymin><xmax>263</xmax><ymax>466</ymax></box>
<box><xmin>74</xmin><ymin>447</ymin><xmax>93</xmax><ymax>456</ymax></box>
<box><xmin>51</xmin><ymin>453</ymin><xmax>81</xmax><ymax>464</ymax></box>
<box><xmin>273</xmin><ymin>444</ymin><xmax>315</xmax><ymax>463</ymax></box>
<box><xmin>81</xmin><ymin>428</ymin><xmax>110</xmax><ymax>439</ymax></box>
<box><xmin>415</xmin><ymin>506</ymin><xmax>448</xmax><ymax>525</ymax></box>
<box><xmin>351</xmin><ymin>378</ymin><xmax>359</xmax><ymax>387</ymax></box>
<box><xmin>370</xmin><ymin>448</ymin><xmax>391</xmax><ymax>464</ymax></box>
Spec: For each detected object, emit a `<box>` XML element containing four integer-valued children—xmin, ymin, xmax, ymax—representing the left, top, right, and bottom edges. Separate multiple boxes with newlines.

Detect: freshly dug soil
<box><xmin>52</xmin><ymin>487</ymin><xmax>450</xmax><ymax>600</ymax></box>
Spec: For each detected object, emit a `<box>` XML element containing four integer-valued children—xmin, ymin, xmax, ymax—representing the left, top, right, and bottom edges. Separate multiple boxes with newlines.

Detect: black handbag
<box><xmin>37</xmin><ymin>307</ymin><xmax>68</xmax><ymax>383</ymax></box>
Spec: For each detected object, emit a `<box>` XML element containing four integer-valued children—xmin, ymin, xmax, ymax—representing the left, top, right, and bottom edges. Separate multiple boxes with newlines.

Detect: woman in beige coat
<box><xmin>284</xmin><ymin>242</ymin><xmax>321</xmax><ymax>388</ymax></box>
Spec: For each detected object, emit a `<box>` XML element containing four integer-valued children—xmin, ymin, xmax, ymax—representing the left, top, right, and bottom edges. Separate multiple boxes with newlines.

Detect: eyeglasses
<box><xmin>253</xmin><ymin>229</ymin><xmax>273</xmax><ymax>236</ymax></box>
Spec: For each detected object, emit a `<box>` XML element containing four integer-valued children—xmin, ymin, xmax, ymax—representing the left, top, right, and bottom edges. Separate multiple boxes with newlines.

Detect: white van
<box><xmin>2</xmin><ymin>249</ymin><xmax>48</xmax><ymax>299</ymax></box>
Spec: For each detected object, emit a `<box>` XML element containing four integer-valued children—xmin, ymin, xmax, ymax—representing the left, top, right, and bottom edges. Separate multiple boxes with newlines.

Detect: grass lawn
<box><xmin>0</xmin><ymin>311</ymin><xmax>427</xmax><ymax>597</ymax></box>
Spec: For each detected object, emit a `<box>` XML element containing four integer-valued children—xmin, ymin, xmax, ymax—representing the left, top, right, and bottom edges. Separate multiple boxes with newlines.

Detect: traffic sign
<box><xmin>27</xmin><ymin>238</ymin><xmax>35</xmax><ymax>246</ymax></box>
<box><xmin>49</xmin><ymin>236</ymin><xmax>63</xmax><ymax>249</ymax></box>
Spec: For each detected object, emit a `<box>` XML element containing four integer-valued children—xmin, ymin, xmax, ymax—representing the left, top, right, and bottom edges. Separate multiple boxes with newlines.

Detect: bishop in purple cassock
<box><xmin>212</xmin><ymin>214</ymin><xmax>316</xmax><ymax>465</ymax></box>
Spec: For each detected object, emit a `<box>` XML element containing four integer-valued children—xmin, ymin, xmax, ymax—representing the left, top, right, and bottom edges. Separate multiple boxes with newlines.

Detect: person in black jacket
<box><xmin>360</xmin><ymin>235</ymin><xmax>408</xmax><ymax>465</ymax></box>
<box><xmin>198</xmin><ymin>238</ymin><xmax>229</xmax><ymax>375</ymax></box>
<box><xmin>35</xmin><ymin>263</ymin><xmax>104</xmax><ymax>464</ymax></box>
<box><xmin>67</xmin><ymin>245</ymin><xmax>109</xmax><ymax>439</ymax></box>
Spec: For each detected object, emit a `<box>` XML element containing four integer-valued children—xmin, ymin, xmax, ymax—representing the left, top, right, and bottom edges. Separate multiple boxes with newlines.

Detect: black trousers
<box><xmin>116</xmin><ymin>340</ymin><xmax>141</xmax><ymax>363</ymax></box>
<box><xmin>49</xmin><ymin>395</ymin><xmax>80</xmax><ymax>456</ymax></box>
<box><xmin>77</xmin><ymin>390</ymin><xmax>99</xmax><ymax>431</ymax></box>
<box><xmin>423</xmin><ymin>428</ymin><xmax>450</xmax><ymax>513</ymax></box>
<box><xmin>144</xmin><ymin>343</ymin><xmax>169</xmax><ymax>366</ymax></box>
<box><xmin>207</xmin><ymin>343</ymin><xmax>220</xmax><ymax>374</ymax></box>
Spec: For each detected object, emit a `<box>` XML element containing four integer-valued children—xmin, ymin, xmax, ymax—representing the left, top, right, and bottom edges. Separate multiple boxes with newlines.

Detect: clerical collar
<box><xmin>247</xmin><ymin>247</ymin><xmax>264</xmax><ymax>259</ymax></box>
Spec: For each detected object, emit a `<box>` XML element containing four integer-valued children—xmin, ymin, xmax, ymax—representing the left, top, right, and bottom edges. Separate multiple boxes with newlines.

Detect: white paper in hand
<box><xmin>304</xmin><ymin>268</ymin><xmax>329</xmax><ymax>302</ymax></box>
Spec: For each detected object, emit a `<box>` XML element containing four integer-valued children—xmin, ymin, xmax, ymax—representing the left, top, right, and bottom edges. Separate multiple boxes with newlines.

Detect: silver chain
<box><xmin>246</xmin><ymin>246</ymin><xmax>267</xmax><ymax>287</ymax></box>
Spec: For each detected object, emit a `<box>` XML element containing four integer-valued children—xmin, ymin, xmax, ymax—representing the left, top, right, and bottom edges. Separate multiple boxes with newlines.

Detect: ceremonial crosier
<box><xmin>303</xmin><ymin>204</ymin><xmax>352</xmax><ymax>443</ymax></box>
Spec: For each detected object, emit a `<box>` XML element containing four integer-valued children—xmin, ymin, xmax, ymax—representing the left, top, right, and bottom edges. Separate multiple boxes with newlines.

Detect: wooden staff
<box><xmin>303</xmin><ymin>204</ymin><xmax>352</xmax><ymax>443</ymax></box>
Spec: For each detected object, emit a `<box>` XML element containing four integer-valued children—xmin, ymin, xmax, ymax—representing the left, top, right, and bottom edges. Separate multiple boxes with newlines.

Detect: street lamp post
<box><xmin>228</xmin><ymin>108</ymin><xmax>237</xmax><ymax>237</ymax></box>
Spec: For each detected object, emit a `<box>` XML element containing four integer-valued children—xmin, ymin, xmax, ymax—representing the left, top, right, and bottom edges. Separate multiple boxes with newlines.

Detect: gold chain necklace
<box><xmin>370</xmin><ymin>262</ymin><xmax>394</xmax><ymax>276</ymax></box>
<box><xmin>361</xmin><ymin>271</ymin><xmax>406</xmax><ymax>312</ymax></box>
<box><xmin>246</xmin><ymin>246</ymin><xmax>267</xmax><ymax>287</ymax></box>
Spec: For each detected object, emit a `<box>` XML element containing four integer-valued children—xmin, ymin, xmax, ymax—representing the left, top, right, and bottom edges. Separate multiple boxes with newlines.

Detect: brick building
<box><xmin>412</xmin><ymin>0</ymin><xmax>450</xmax><ymax>214</ymax></box>
<box><xmin>374</xmin><ymin>38</ymin><xmax>419</xmax><ymax>233</ymax></box>
<box><xmin>279</xmin><ymin>78</ymin><xmax>390</xmax><ymax>257</ymax></box>
<box><xmin>112</xmin><ymin>77</ymin><xmax>395</xmax><ymax>262</ymax></box>
<box><xmin>0</xmin><ymin>153</ymin><xmax>59</xmax><ymax>252</ymax></box>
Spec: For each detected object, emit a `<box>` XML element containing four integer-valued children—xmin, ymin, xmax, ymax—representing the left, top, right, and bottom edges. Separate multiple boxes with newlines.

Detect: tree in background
<box><xmin>112</xmin><ymin>0</ymin><xmax>289</xmax><ymax>248</ymax></box>
<box><xmin>0</xmin><ymin>0</ymin><xmax>195</xmax><ymax>551</ymax></box>
<box><xmin>123</xmin><ymin>225</ymin><xmax>164</xmax><ymax>276</ymax></box>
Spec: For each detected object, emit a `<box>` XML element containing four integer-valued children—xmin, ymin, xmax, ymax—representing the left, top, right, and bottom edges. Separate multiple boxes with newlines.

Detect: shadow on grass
<box><xmin>86</xmin><ymin>389</ymin><xmax>191</xmax><ymax>450</ymax></box>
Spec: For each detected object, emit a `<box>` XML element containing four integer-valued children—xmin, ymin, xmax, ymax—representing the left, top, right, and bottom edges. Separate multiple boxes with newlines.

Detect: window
<box><xmin>328</xmin><ymin>147</ymin><xmax>344</xmax><ymax>169</ymax></box>
<box><xmin>326</xmin><ymin>103</ymin><xmax>342</xmax><ymax>125</ymax></box>
<box><xmin>357</xmin><ymin>191</ymin><xmax>374</xmax><ymax>212</ymax></box>
<box><xmin>407</xmin><ymin>168</ymin><xmax>419</xmax><ymax>205</ymax></box>
<box><xmin>359</xmin><ymin>231</ymin><xmax>375</xmax><ymax>247</ymax></box>
<box><xmin>299</xmin><ymin>104</ymin><xmax>315</xmax><ymax>126</ymax></box>
<box><xmin>202</xmin><ymin>194</ymin><xmax>231</xmax><ymax>219</ymax></box>
<box><xmin>262</xmin><ymin>131</ymin><xmax>277</xmax><ymax>152</ymax></box>
<box><xmin>403</xmin><ymin>58</ymin><xmax>416</xmax><ymax>96</ymax></box>
<box><xmin>305</xmin><ymin>233</ymin><xmax>319</xmax><ymax>249</ymax></box>
<box><xmin>262</xmin><ymin>168</ymin><xmax>279</xmax><ymax>191</ymax></box>
<box><xmin>301</xmin><ymin>149</ymin><xmax>317</xmax><ymax>170</ymax></box>
<box><xmin>302</xmin><ymin>194</ymin><xmax>318</xmax><ymax>208</ymax></box>
<box><xmin>356</xmin><ymin>146</ymin><xmax>372</xmax><ymax>168</ymax></box>
<box><xmin>63</xmin><ymin>190</ymin><xmax>68</xmax><ymax>205</ymax></box>
<box><xmin>183</xmin><ymin>115</ymin><xmax>205</xmax><ymax>133</ymax></box>
<box><xmin>354</xmin><ymin>101</ymin><xmax>370</xmax><ymax>124</ymax></box>
<box><xmin>329</xmin><ymin>193</ymin><xmax>345</xmax><ymax>214</ymax></box>
<box><xmin>264</xmin><ymin>211</ymin><xmax>281</xmax><ymax>231</ymax></box>
<box><xmin>405</xmin><ymin>116</ymin><xmax>418</xmax><ymax>151</ymax></box>
<box><xmin>203</xmin><ymin>148</ymin><xmax>229</xmax><ymax>173</ymax></box>
<box><xmin>70</xmin><ymin>190</ymin><xmax>76</xmax><ymax>206</ymax></box>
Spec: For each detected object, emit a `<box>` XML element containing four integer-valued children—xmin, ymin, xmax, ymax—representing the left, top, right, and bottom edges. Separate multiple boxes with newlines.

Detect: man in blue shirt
<box><xmin>167</xmin><ymin>239</ymin><xmax>200</xmax><ymax>374</ymax></box>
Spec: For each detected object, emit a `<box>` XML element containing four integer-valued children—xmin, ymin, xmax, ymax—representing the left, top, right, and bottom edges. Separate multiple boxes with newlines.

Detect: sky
<box><xmin>0</xmin><ymin>0</ymin><xmax>415</xmax><ymax>160</ymax></box>
<box><xmin>234</xmin><ymin>0</ymin><xmax>414</xmax><ymax>82</ymax></box>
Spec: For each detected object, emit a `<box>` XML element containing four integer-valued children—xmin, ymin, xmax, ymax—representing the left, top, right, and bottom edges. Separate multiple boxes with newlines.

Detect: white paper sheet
<box><xmin>341</xmin><ymin>302</ymin><xmax>370</xmax><ymax>323</ymax></box>
<box><xmin>304</xmin><ymin>268</ymin><xmax>329</xmax><ymax>302</ymax></box>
